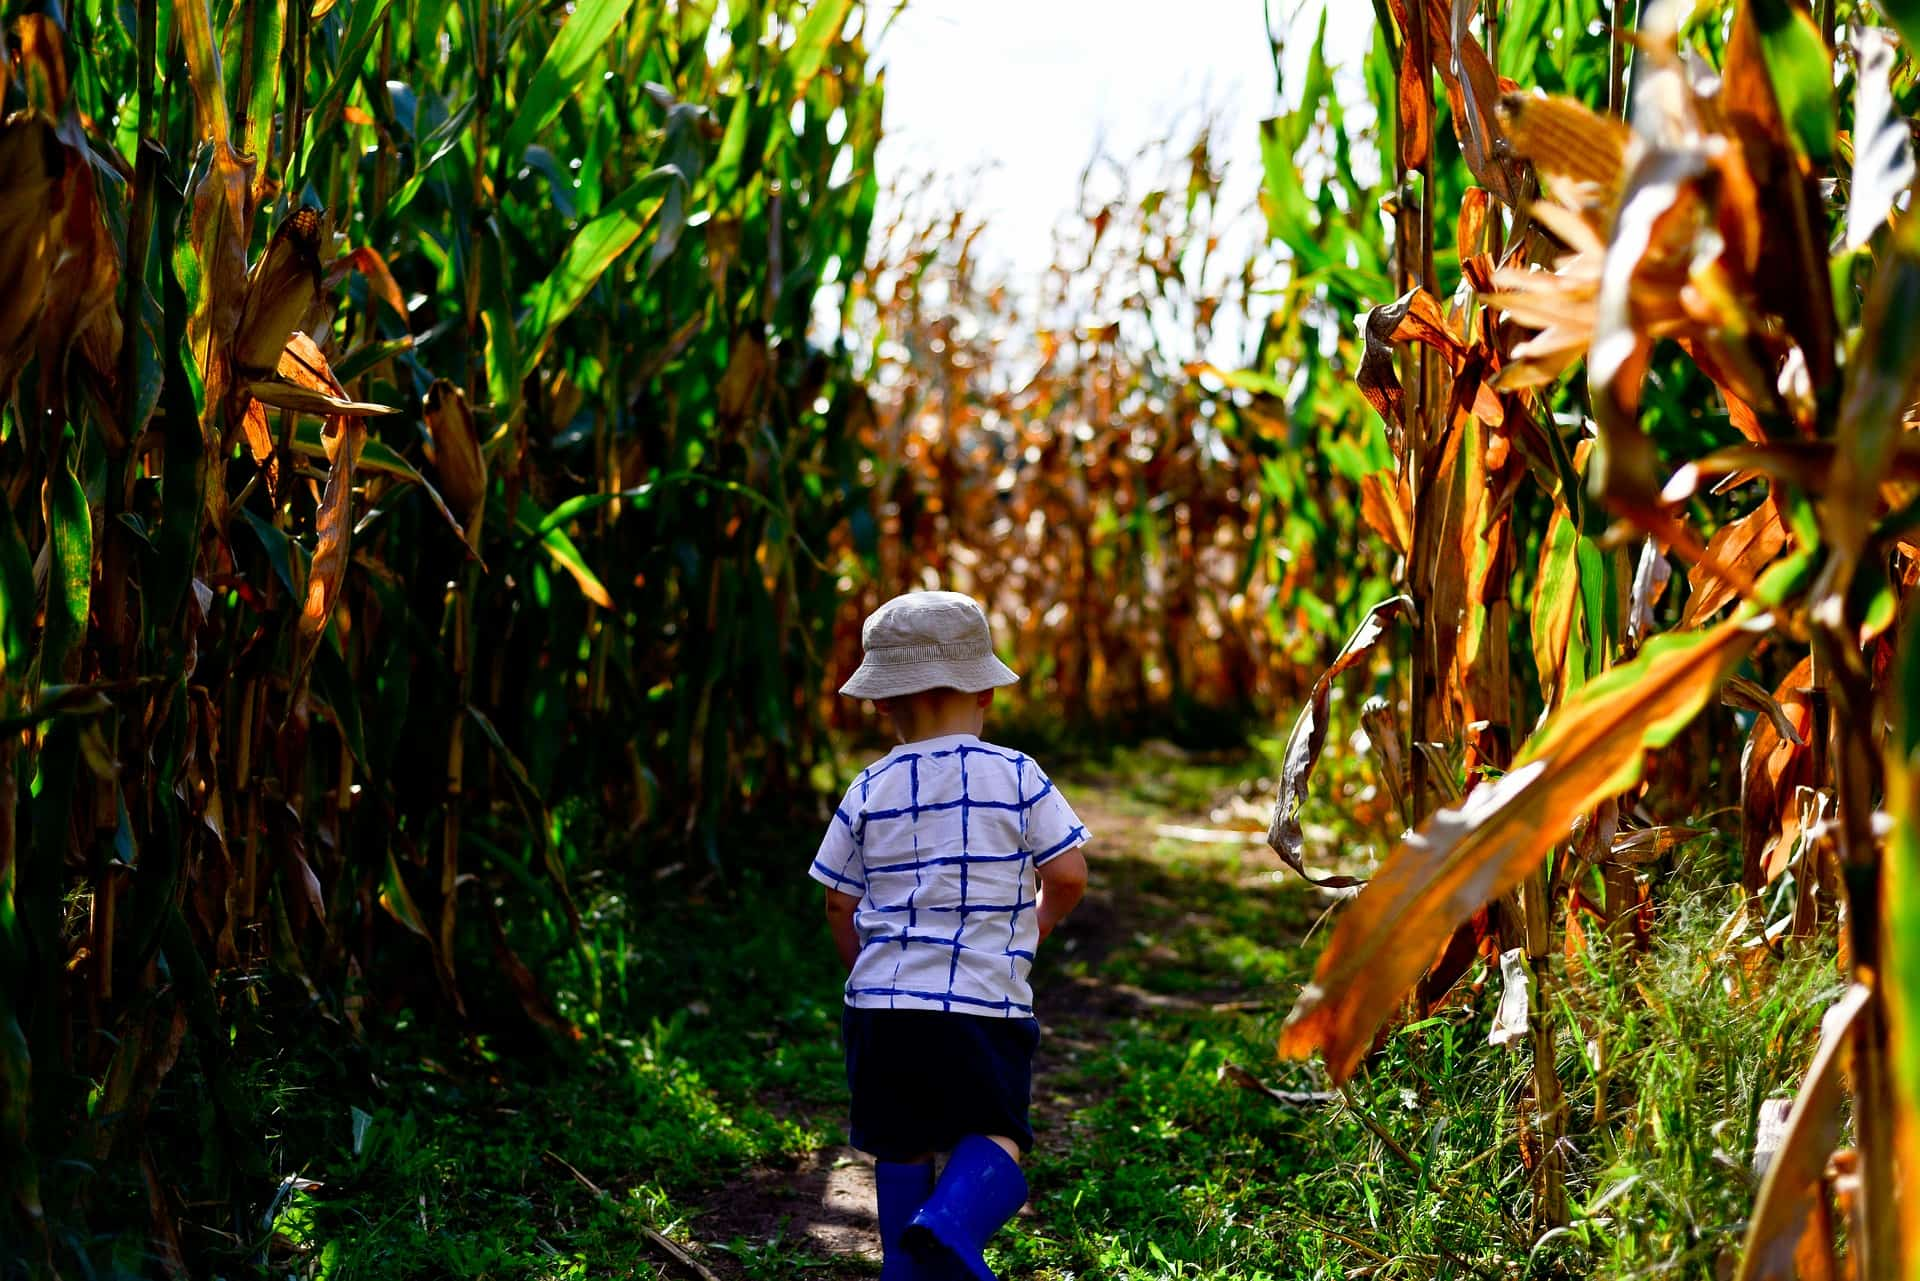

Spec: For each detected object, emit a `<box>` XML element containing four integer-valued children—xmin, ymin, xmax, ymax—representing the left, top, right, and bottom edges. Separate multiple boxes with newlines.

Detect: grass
<box><xmin>238</xmin><ymin>737</ymin><xmax>1839</xmax><ymax>1281</ymax></box>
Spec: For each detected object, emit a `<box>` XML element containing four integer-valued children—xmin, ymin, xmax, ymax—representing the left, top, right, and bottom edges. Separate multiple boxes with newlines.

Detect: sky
<box><xmin>867</xmin><ymin>0</ymin><xmax>1375</xmax><ymax>283</ymax></box>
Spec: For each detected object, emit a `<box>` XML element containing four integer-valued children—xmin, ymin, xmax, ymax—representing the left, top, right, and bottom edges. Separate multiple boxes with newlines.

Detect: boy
<box><xmin>812</xmin><ymin>590</ymin><xmax>1091</xmax><ymax>1281</ymax></box>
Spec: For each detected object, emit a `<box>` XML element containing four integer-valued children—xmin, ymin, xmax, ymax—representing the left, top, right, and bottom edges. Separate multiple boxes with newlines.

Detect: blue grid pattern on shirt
<box><xmin>810</xmin><ymin>741</ymin><xmax>1087</xmax><ymax>1015</ymax></box>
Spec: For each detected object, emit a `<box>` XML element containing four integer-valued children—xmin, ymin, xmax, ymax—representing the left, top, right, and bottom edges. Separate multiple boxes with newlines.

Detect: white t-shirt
<box><xmin>809</xmin><ymin>733</ymin><xmax>1089</xmax><ymax>1017</ymax></box>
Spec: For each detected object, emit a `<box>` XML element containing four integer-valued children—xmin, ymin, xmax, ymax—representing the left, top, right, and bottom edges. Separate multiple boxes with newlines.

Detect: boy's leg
<box><xmin>874</xmin><ymin>1153</ymin><xmax>935</xmax><ymax>1281</ymax></box>
<box><xmin>903</xmin><ymin>1134</ymin><xmax>1029</xmax><ymax>1281</ymax></box>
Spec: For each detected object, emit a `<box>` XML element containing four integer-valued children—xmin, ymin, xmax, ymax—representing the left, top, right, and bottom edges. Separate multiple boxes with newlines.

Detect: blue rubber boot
<box><xmin>875</xmin><ymin>1159</ymin><xmax>936</xmax><ymax>1280</ymax></box>
<box><xmin>901</xmin><ymin>1136</ymin><xmax>1028</xmax><ymax>1281</ymax></box>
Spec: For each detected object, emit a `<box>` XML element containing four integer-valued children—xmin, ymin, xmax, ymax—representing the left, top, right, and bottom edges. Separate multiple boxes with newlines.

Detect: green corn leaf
<box><xmin>153</xmin><ymin>186</ymin><xmax>207</xmax><ymax>637</ymax></box>
<box><xmin>1750</xmin><ymin>0</ymin><xmax>1837</xmax><ymax>164</ymax></box>
<box><xmin>382</xmin><ymin>96</ymin><xmax>477</xmax><ymax>221</ymax></box>
<box><xmin>1831</xmin><ymin>211</ymin><xmax>1920</xmax><ymax>576</ymax></box>
<box><xmin>176</xmin><ymin>0</ymin><xmax>230</xmax><ymax>144</ymax></box>
<box><xmin>1532</xmin><ymin>503</ymin><xmax>1581</xmax><ymax>706</ymax></box>
<box><xmin>242</xmin><ymin>507</ymin><xmax>306</xmax><ymax>599</ymax></box>
<box><xmin>514</xmin><ymin>494</ymin><xmax>611</xmax><ymax>608</ymax></box>
<box><xmin>300</xmin><ymin>0</ymin><xmax>396</xmax><ymax>166</ymax></box>
<box><xmin>498</xmin><ymin>0</ymin><xmax>634</xmax><ymax>168</ymax></box>
<box><xmin>378</xmin><ymin>850</ymin><xmax>432</xmax><ymax>939</ymax></box>
<box><xmin>44</xmin><ymin>443</ymin><xmax>91</xmax><ymax>678</ymax></box>
<box><xmin>515</xmin><ymin>167</ymin><xmax>680</xmax><ymax>385</ymax></box>
<box><xmin>466</xmin><ymin>703</ymin><xmax>546</xmax><ymax>823</ymax></box>
<box><xmin>311</xmin><ymin>637</ymin><xmax>368</xmax><ymax>767</ymax></box>
<box><xmin>1887</xmin><ymin>603</ymin><xmax>1920</xmax><ymax>1206</ymax></box>
<box><xmin>0</xmin><ymin>498</ymin><xmax>35</xmax><ymax>689</ymax></box>
<box><xmin>240</xmin><ymin>0</ymin><xmax>285</xmax><ymax>181</ymax></box>
<box><xmin>522</xmin><ymin>474</ymin><xmax>794</xmax><ymax>539</ymax></box>
<box><xmin>782</xmin><ymin>0</ymin><xmax>855</xmax><ymax>99</ymax></box>
<box><xmin>1872</xmin><ymin>0</ymin><xmax>1920</xmax><ymax>56</ymax></box>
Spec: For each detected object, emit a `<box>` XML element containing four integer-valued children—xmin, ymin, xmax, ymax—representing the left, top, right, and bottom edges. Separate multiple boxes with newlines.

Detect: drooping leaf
<box><xmin>153</xmin><ymin>185</ymin><xmax>208</xmax><ymax>634</ymax></box>
<box><xmin>514</xmin><ymin>495</ymin><xmax>612</xmax><ymax>608</ymax></box>
<box><xmin>782</xmin><ymin>0</ymin><xmax>857</xmax><ymax>98</ymax></box>
<box><xmin>1281</xmin><ymin>611</ymin><xmax>1771</xmax><ymax>1081</ymax></box>
<box><xmin>1587</xmin><ymin>146</ymin><xmax>1704</xmax><ymax>516</ymax></box>
<box><xmin>246</xmin><ymin>382</ymin><xmax>397</xmax><ymax>418</ymax></box>
<box><xmin>1734</xmin><ymin>984</ymin><xmax>1870</xmax><ymax>1281</ymax></box>
<box><xmin>289</xmin><ymin>419</ymin><xmax>476</xmax><ymax>556</ymax></box>
<box><xmin>0</xmin><ymin>119</ymin><xmax>62</xmax><ymax>398</ymax></box>
<box><xmin>1268</xmin><ymin>596</ymin><xmax>1411</xmax><ymax>887</ymax></box>
<box><xmin>183</xmin><ymin>139</ymin><xmax>251</xmax><ymax>382</ymax></box>
<box><xmin>299</xmin><ymin>417</ymin><xmax>365</xmax><ymax>647</ymax></box>
<box><xmin>326</xmin><ymin>246</ymin><xmax>410</xmax><ymax>329</ymax></box>
<box><xmin>1683</xmin><ymin>495</ymin><xmax>1787</xmax><ymax>627</ymax></box>
<box><xmin>1398</xmin><ymin>4</ymin><xmax>1433</xmax><ymax>172</ymax></box>
<box><xmin>378</xmin><ymin>850</ymin><xmax>432</xmax><ymax>938</ymax></box>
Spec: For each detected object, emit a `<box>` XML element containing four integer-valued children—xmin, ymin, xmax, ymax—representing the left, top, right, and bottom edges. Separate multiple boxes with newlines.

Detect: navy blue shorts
<box><xmin>841</xmin><ymin>1006</ymin><xmax>1040</xmax><ymax>1161</ymax></box>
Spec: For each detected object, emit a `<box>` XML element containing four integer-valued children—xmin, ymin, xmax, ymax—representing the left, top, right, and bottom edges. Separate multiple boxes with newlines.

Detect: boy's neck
<box><xmin>895</xmin><ymin>713</ymin><xmax>984</xmax><ymax>744</ymax></box>
<box><xmin>890</xmin><ymin>692</ymin><xmax>987</xmax><ymax>744</ymax></box>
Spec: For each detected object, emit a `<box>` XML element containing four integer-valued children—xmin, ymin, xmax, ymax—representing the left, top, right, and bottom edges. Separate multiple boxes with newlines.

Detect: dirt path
<box><xmin>687</xmin><ymin>764</ymin><xmax>1276</xmax><ymax>1276</ymax></box>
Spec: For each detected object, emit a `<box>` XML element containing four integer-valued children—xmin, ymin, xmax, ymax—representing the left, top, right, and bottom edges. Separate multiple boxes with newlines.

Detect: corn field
<box><xmin>1</xmin><ymin>0</ymin><xmax>881</xmax><ymax>1268</ymax></box>
<box><xmin>5</xmin><ymin>0</ymin><xmax>1920</xmax><ymax>1273</ymax></box>
<box><xmin>1259</xmin><ymin>0</ymin><xmax>1920</xmax><ymax>1271</ymax></box>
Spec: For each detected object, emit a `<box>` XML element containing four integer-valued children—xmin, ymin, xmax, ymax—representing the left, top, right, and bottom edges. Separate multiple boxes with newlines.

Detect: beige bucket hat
<box><xmin>838</xmin><ymin>591</ymin><xmax>1021</xmax><ymax>699</ymax></box>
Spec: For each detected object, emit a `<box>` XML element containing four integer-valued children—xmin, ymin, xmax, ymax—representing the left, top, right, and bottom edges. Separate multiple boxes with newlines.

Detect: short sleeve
<box><xmin>809</xmin><ymin>787</ymin><xmax>866</xmax><ymax>895</ymax></box>
<box><xmin>1022</xmin><ymin>766</ymin><xmax>1089</xmax><ymax>865</ymax></box>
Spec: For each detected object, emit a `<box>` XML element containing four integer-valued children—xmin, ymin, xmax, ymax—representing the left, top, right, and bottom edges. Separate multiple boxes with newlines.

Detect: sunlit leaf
<box><xmin>299</xmin><ymin>417</ymin><xmax>364</xmax><ymax>646</ymax></box>
<box><xmin>1531</xmin><ymin>501</ymin><xmax>1580</xmax><ymax>707</ymax></box>
<box><xmin>1281</xmin><ymin>612</ymin><xmax>1771</xmax><ymax>1081</ymax></box>
<box><xmin>1749</xmin><ymin>0</ymin><xmax>1838</xmax><ymax>164</ymax></box>
<box><xmin>1886</xmin><ymin>609</ymin><xmax>1920</xmax><ymax>1268</ymax></box>
<box><xmin>499</xmin><ymin>0</ymin><xmax>635</xmax><ymax>168</ymax></box>
<box><xmin>514</xmin><ymin>495</ymin><xmax>612</xmax><ymax>608</ymax></box>
<box><xmin>43</xmin><ymin>441</ymin><xmax>90</xmax><ymax>678</ymax></box>
<box><xmin>175</xmin><ymin>0</ymin><xmax>231</xmax><ymax>145</ymax></box>
<box><xmin>516</xmin><ymin>167</ymin><xmax>680</xmax><ymax>384</ymax></box>
<box><xmin>246</xmin><ymin>381</ymin><xmax>397</xmax><ymax>417</ymax></box>
<box><xmin>1846</xmin><ymin>27</ymin><xmax>1913</xmax><ymax>252</ymax></box>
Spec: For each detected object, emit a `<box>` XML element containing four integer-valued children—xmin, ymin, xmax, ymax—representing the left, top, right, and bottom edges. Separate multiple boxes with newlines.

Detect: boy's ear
<box><xmin>974</xmin><ymin>689</ymin><xmax>993</xmax><ymax>709</ymax></box>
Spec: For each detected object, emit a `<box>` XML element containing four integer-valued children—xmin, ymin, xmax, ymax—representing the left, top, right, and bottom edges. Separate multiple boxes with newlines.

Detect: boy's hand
<box><xmin>824</xmin><ymin>888</ymin><xmax>861</xmax><ymax>972</ymax></box>
<box><xmin>1035</xmin><ymin>847</ymin><xmax>1088</xmax><ymax>944</ymax></box>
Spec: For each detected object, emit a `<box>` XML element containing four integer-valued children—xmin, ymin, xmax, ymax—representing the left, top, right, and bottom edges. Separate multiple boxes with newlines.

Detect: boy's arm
<box><xmin>824</xmin><ymin>888</ymin><xmax>861</xmax><ymax>971</ymax></box>
<box><xmin>1035</xmin><ymin>847</ymin><xmax>1088</xmax><ymax>943</ymax></box>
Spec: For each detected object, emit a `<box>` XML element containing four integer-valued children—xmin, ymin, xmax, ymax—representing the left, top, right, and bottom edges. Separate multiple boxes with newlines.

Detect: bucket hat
<box><xmin>838</xmin><ymin>591</ymin><xmax>1020</xmax><ymax>699</ymax></box>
